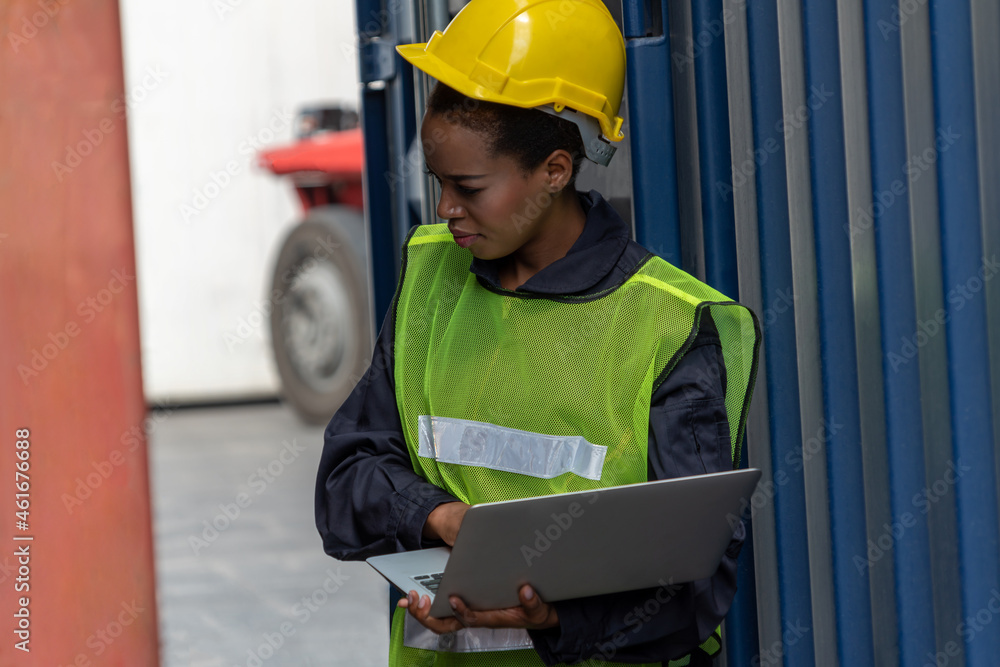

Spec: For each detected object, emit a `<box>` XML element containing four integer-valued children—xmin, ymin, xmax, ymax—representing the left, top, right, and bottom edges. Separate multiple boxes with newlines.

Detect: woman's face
<box><xmin>420</xmin><ymin>112</ymin><xmax>556</xmax><ymax>261</ymax></box>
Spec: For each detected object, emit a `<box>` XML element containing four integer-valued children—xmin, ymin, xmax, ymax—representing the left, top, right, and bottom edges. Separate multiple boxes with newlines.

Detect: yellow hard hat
<box><xmin>397</xmin><ymin>0</ymin><xmax>626</xmax><ymax>162</ymax></box>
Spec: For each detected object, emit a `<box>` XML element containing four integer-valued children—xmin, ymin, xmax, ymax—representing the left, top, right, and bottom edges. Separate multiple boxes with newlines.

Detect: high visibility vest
<box><xmin>389</xmin><ymin>223</ymin><xmax>759</xmax><ymax>667</ymax></box>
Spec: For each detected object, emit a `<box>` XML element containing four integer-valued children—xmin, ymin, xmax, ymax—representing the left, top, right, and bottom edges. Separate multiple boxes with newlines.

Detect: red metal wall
<box><xmin>0</xmin><ymin>0</ymin><xmax>159</xmax><ymax>664</ymax></box>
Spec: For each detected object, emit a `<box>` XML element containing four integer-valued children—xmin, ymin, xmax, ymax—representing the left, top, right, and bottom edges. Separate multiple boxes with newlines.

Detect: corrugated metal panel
<box><xmin>625</xmin><ymin>0</ymin><xmax>683</xmax><ymax>264</ymax></box>
<box><xmin>862</xmin><ymin>0</ymin><xmax>938</xmax><ymax>663</ymax></box>
<box><xmin>971</xmin><ymin>0</ymin><xmax>1000</xmax><ymax>550</ymax></box>
<box><xmin>668</xmin><ymin>0</ymin><xmax>707</xmax><ymax>279</ymax></box>
<box><xmin>900</xmin><ymin>2</ymin><xmax>966</xmax><ymax>661</ymax></box>
<box><xmin>633</xmin><ymin>0</ymin><xmax>1000</xmax><ymax>664</ymax></box>
<box><xmin>837</xmin><ymin>0</ymin><xmax>898</xmax><ymax>662</ymax></box>
<box><xmin>720</xmin><ymin>4</ymin><xmax>772</xmax><ymax>665</ymax></box>
<box><xmin>928</xmin><ymin>1</ymin><xmax>1000</xmax><ymax>664</ymax></box>
<box><xmin>776</xmin><ymin>1</ymin><xmax>841</xmax><ymax>663</ymax></box>
<box><xmin>689</xmin><ymin>0</ymin><xmax>738</xmax><ymax>294</ymax></box>
<box><xmin>741</xmin><ymin>3</ymin><xmax>816</xmax><ymax>664</ymax></box>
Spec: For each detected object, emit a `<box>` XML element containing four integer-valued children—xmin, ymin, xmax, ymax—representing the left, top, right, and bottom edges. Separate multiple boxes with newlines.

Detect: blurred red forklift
<box><xmin>257</xmin><ymin>106</ymin><xmax>374</xmax><ymax>424</ymax></box>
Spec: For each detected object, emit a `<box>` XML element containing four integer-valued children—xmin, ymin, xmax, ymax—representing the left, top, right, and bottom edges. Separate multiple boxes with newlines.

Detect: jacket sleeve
<box><xmin>528</xmin><ymin>314</ymin><xmax>746</xmax><ymax>665</ymax></box>
<box><xmin>314</xmin><ymin>309</ymin><xmax>461</xmax><ymax>561</ymax></box>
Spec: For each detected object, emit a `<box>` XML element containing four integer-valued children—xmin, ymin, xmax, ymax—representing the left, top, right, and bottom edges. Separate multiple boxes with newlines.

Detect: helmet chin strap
<box><xmin>537</xmin><ymin>104</ymin><xmax>618</xmax><ymax>167</ymax></box>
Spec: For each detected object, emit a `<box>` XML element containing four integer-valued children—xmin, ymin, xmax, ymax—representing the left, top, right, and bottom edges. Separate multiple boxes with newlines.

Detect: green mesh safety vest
<box><xmin>389</xmin><ymin>223</ymin><xmax>760</xmax><ymax>667</ymax></box>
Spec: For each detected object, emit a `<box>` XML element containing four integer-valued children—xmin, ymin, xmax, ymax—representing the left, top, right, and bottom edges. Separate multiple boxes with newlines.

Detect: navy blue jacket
<box><xmin>315</xmin><ymin>191</ymin><xmax>744</xmax><ymax>665</ymax></box>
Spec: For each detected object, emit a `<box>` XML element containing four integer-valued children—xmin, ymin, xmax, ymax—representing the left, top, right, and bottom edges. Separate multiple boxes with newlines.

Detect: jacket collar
<box><xmin>469</xmin><ymin>190</ymin><xmax>631</xmax><ymax>296</ymax></box>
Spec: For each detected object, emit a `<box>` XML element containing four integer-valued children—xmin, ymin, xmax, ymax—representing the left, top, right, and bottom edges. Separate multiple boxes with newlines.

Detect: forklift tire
<box><xmin>269</xmin><ymin>205</ymin><xmax>373</xmax><ymax>425</ymax></box>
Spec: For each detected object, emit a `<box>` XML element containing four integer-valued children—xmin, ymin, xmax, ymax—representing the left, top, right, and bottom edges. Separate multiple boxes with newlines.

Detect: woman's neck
<box><xmin>497</xmin><ymin>191</ymin><xmax>587</xmax><ymax>290</ymax></box>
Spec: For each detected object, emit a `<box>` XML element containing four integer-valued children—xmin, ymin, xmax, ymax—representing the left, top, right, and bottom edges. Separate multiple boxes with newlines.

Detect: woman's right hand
<box><xmin>422</xmin><ymin>501</ymin><xmax>470</xmax><ymax>546</ymax></box>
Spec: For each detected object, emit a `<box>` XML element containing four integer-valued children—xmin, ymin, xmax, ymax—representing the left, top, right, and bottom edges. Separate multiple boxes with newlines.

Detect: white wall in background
<box><xmin>119</xmin><ymin>0</ymin><xmax>359</xmax><ymax>403</ymax></box>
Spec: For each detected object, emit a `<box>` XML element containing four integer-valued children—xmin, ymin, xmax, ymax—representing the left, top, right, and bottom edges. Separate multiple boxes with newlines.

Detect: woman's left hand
<box><xmin>398</xmin><ymin>584</ymin><xmax>559</xmax><ymax>634</ymax></box>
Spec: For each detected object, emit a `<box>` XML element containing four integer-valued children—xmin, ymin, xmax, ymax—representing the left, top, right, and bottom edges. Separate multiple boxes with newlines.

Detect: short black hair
<box><xmin>426</xmin><ymin>82</ymin><xmax>585</xmax><ymax>186</ymax></box>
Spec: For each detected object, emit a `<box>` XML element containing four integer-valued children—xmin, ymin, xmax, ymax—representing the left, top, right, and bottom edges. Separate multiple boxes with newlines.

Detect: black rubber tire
<box><xmin>269</xmin><ymin>206</ymin><xmax>373</xmax><ymax>425</ymax></box>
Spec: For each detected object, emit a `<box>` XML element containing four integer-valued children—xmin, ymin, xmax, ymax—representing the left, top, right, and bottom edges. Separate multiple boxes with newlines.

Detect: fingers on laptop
<box><xmin>399</xmin><ymin>590</ymin><xmax>465</xmax><ymax>633</ymax></box>
<box><xmin>449</xmin><ymin>590</ymin><xmax>554</xmax><ymax>629</ymax></box>
<box><xmin>398</xmin><ymin>588</ymin><xmax>557</xmax><ymax>631</ymax></box>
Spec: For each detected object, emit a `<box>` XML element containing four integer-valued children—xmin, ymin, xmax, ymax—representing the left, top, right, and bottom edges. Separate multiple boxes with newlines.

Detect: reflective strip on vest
<box><xmin>418</xmin><ymin>415</ymin><xmax>607</xmax><ymax>481</ymax></box>
<box><xmin>403</xmin><ymin>613</ymin><xmax>533</xmax><ymax>652</ymax></box>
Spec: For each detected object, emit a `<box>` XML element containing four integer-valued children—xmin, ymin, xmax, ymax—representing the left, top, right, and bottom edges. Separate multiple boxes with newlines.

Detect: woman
<box><xmin>315</xmin><ymin>1</ymin><xmax>759</xmax><ymax>665</ymax></box>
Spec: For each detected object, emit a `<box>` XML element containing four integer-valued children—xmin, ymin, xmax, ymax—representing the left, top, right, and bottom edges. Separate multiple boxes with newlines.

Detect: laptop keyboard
<box><xmin>413</xmin><ymin>572</ymin><xmax>444</xmax><ymax>593</ymax></box>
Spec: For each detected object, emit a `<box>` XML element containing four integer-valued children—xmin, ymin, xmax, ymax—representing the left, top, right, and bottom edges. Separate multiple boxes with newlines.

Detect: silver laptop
<box><xmin>367</xmin><ymin>468</ymin><xmax>761</xmax><ymax>618</ymax></box>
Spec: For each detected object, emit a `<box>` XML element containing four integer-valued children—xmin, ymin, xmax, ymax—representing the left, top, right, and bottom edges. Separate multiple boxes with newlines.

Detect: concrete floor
<box><xmin>149</xmin><ymin>402</ymin><xmax>389</xmax><ymax>666</ymax></box>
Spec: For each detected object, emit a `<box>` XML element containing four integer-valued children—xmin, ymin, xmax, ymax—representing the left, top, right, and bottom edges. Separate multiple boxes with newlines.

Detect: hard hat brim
<box><xmin>396</xmin><ymin>41</ymin><xmax>625</xmax><ymax>144</ymax></box>
<box><xmin>396</xmin><ymin>42</ymin><xmax>511</xmax><ymax>111</ymax></box>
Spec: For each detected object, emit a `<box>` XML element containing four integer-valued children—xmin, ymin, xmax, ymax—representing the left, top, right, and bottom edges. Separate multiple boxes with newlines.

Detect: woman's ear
<box><xmin>543</xmin><ymin>149</ymin><xmax>575</xmax><ymax>192</ymax></box>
